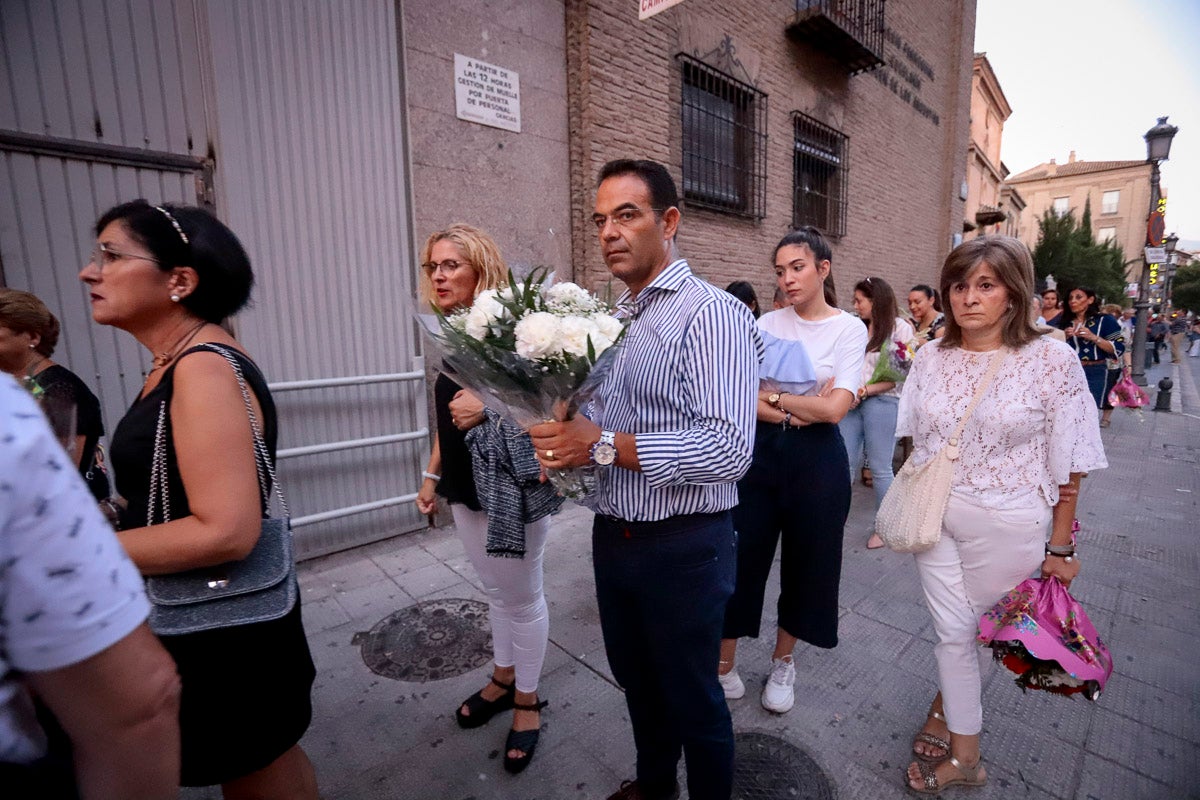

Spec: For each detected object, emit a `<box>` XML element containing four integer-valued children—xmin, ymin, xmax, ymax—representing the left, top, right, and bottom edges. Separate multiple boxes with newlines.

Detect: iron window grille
<box><xmin>678</xmin><ymin>55</ymin><xmax>767</xmax><ymax>219</ymax></box>
<box><xmin>792</xmin><ymin>112</ymin><xmax>848</xmax><ymax>236</ymax></box>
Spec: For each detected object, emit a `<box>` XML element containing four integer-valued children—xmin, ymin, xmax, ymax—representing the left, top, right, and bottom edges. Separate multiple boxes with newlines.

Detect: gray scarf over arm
<box><xmin>465</xmin><ymin>409</ymin><xmax>564</xmax><ymax>558</ymax></box>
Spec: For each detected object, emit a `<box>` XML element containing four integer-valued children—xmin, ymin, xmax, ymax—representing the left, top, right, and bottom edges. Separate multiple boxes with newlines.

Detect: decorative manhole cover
<box><xmin>356</xmin><ymin>598</ymin><xmax>492</xmax><ymax>682</ymax></box>
<box><xmin>733</xmin><ymin>731</ymin><xmax>835</xmax><ymax>800</ymax></box>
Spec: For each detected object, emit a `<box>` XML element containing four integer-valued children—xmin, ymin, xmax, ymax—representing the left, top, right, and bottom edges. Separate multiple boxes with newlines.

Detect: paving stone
<box><xmin>1085</xmin><ymin>707</ymin><xmax>1199</xmax><ymax>790</ymax></box>
<box><xmin>1097</xmin><ymin>675</ymin><xmax>1200</xmax><ymax>745</ymax></box>
<box><xmin>333</xmin><ymin>576</ymin><xmax>411</xmax><ymax>623</ymax></box>
<box><xmin>391</xmin><ymin>561</ymin><xmax>469</xmax><ymax>598</ymax></box>
<box><xmin>305</xmin><ymin>555</ymin><xmax>390</xmax><ymax>592</ymax></box>
<box><xmin>369</xmin><ymin>543</ymin><xmax>439</xmax><ymax>577</ymax></box>
<box><xmin>982</xmin><ymin>711</ymin><xmax>1084</xmax><ymax>798</ymax></box>
<box><xmin>987</xmin><ymin>684</ymin><xmax>1095</xmax><ymax>748</ymax></box>
<box><xmin>852</xmin><ymin>590</ymin><xmax>932</xmax><ymax>635</ymax></box>
<box><xmin>302</xmin><ymin>593</ymin><xmax>353</xmax><ymax>634</ymax></box>
<box><xmin>1075</xmin><ymin>753</ymin><xmax>1176</xmax><ymax>800</ymax></box>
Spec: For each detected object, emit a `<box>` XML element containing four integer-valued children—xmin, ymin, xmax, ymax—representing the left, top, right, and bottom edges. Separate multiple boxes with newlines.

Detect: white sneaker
<box><xmin>718</xmin><ymin>668</ymin><xmax>745</xmax><ymax>700</ymax></box>
<box><xmin>761</xmin><ymin>656</ymin><xmax>795</xmax><ymax>713</ymax></box>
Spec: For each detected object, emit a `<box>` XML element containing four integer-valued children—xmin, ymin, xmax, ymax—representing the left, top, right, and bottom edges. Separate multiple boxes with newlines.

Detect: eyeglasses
<box><xmin>591</xmin><ymin>206</ymin><xmax>666</xmax><ymax>231</ymax></box>
<box><xmin>421</xmin><ymin>259</ymin><xmax>471</xmax><ymax>275</ymax></box>
<box><xmin>89</xmin><ymin>242</ymin><xmax>160</xmax><ymax>269</ymax></box>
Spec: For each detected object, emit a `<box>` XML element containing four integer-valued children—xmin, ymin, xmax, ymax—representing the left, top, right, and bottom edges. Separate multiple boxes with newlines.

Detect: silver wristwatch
<box><xmin>589</xmin><ymin>430</ymin><xmax>617</xmax><ymax>466</ymax></box>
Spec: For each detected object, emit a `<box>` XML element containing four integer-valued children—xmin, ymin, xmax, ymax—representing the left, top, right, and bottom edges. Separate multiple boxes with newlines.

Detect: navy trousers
<box><xmin>593</xmin><ymin>511</ymin><xmax>736</xmax><ymax>800</ymax></box>
<box><xmin>724</xmin><ymin>422</ymin><xmax>850</xmax><ymax>648</ymax></box>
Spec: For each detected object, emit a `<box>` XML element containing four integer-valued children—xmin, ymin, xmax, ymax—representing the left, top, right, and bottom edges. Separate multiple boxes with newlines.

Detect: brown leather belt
<box><xmin>1080</xmin><ymin>359</ymin><xmax>1107</xmax><ymax>366</ymax></box>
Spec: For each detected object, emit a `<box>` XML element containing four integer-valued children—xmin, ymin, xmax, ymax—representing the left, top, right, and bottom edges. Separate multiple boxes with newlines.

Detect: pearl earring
<box><xmin>171</xmin><ymin>294</ymin><xmax>181</xmax><ymax>303</ymax></box>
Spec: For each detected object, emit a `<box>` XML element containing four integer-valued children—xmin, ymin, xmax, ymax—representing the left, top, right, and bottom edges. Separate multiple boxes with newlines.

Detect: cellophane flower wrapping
<box><xmin>1107</xmin><ymin>370</ymin><xmax>1150</xmax><ymax>412</ymax></box>
<box><xmin>418</xmin><ymin>271</ymin><xmax>627</xmax><ymax>499</ymax></box>
<box><xmin>867</xmin><ymin>337</ymin><xmax>915</xmax><ymax>386</ymax></box>
<box><xmin>977</xmin><ymin>577</ymin><xmax>1113</xmax><ymax>701</ymax></box>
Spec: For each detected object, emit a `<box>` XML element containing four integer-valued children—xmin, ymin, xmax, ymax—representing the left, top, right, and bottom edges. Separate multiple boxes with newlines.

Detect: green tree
<box><xmin>1031</xmin><ymin>206</ymin><xmax>1125</xmax><ymax>304</ymax></box>
<box><xmin>1172</xmin><ymin>261</ymin><xmax>1200</xmax><ymax>314</ymax></box>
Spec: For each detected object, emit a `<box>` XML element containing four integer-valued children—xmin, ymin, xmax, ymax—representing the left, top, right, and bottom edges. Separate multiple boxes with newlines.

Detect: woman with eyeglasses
<box><xmin>718</xmin><ymin>227</ymin><xmax>866</xmax><ymax>715</ymax></box>
<box><xmin>841</xmin><ymin>277</ymin><xmax>914</xmax><ymax>549</ymax></box>
<box><xmin>415</xmin><ymin>223</ymin><xmax>561</xmax><ymax>774</ymax></box>
<box><xmin>0</xmin><ymin>289</ymin><xmax>109</xmax><ymax>501</ymax></box>
<box><xmin>80</xmin><ymin>200</ymin><xmax>317</xmax><ymax>798</ymax></box>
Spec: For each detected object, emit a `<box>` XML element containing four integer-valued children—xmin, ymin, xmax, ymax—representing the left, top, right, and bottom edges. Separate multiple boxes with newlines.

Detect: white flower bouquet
<box><xmin>419</xmin><ymin>271</ymin><xmax>627</xmax><ymax>498</ymax></box>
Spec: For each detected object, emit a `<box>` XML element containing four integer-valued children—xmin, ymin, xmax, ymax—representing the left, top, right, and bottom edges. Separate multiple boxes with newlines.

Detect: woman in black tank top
<box><xmin>81</xmin><ymin>200</ymin><xmax>317</xmax><ymax>796</ymax></box>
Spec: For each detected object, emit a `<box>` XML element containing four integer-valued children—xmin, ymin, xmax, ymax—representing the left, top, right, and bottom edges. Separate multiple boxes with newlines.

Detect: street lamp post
<box><xmin>1163</xmin><ymin>232</ymin><xmax>1180</xmax><ymax>312</ymax></box>
<box><xmin>1131</xmin><ymin>116</ymin><xmax>1179</xmax><ymax>387</ymax></box>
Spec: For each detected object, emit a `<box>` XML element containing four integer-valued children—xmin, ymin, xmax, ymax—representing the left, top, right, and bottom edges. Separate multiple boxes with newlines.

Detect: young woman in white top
<box><xmin>840</xmin><ymin>276</ymin><xmax>915</xmax><ymax>549</ymax></box>
<box><xmin>898</xmin><ymin>236</ymin><xmax>1105</xmax><ymax>793</ymax></box>
<box><xmin>718</xmin><ymin>227</ymin><xmax>867</xmax><ymax>714</ymax></box>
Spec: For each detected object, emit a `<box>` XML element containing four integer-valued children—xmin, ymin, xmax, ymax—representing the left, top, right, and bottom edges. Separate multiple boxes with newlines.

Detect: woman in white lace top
<box><xmin>896</xmin><ymin>237</ymin><xmax>1106</xmax><ymax>794</ymax></box>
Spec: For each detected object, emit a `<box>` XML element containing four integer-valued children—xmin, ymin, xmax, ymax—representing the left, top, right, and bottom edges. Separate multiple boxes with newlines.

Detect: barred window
<box><xmin>678</xmin><ymin>55</ymin><xmax>767</xmax><ymax>218</ymax></box>
<box><xmin>792</xmin><ymin>112</ymin><xmax>848</xmax><ymax>236</ymax></box>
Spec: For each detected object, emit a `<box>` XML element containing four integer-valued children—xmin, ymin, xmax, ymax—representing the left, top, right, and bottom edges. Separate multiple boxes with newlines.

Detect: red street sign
<box><xmin>1147</xmin><ymin>211</ymin><xmax>1165</xmax><ymax>247</ymax></box>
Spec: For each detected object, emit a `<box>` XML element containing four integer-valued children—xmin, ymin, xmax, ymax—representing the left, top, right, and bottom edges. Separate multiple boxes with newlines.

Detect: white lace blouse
<box><xmin>895</xmin><ymin>336</ymin><xmax>1107</xmax><ymax>508</ymax></box>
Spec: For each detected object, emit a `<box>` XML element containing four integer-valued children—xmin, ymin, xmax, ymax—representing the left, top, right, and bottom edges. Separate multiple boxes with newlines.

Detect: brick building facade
<box><xmin>566</xmin><ymin>0</ymin><xmax>976</xmax><ymax>306</ymax></box>
<box><xmin>404</xmin><ymin>1</ymin><xmax>979</xmax><ymax>307</ymax></box>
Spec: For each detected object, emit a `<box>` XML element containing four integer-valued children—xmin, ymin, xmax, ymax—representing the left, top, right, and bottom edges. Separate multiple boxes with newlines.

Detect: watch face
<box><xmin>592</xmin><ymin>442</ymin><xmax>617</xmax><ymax>466</ymax></box>
<box><xmin>768</xmin><ymin>392</ymin><xmax>781</xmax><ymax>405</ymax></box>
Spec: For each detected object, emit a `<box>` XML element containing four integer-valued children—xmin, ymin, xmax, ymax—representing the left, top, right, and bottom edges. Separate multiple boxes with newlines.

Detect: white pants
<box><xmin>451</xmin><ymin>504</ymin><xmax>551</xmax><ymax>694</ymax></box>
<box><xmin>913</xmin><ymin>491</ymin><xmax>1049</xmax><ymax>735</ymax></box>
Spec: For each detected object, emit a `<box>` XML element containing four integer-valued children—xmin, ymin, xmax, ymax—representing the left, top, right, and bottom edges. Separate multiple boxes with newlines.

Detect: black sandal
<box><xmin>455</xmin><ymin>677</ymin><xmax>515</xmax><ymax>729</ymax></box>
<box><xmin>503</xmin><ymin>698</ymin><xmax>548</xmax><ymax>774</ymax></box>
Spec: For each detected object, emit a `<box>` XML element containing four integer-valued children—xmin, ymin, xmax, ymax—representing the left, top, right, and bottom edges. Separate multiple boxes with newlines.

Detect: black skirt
<box><xmin>164</xmin><ymin>599</ymin><xmax>315</xmax><ymax>786</ymax></box>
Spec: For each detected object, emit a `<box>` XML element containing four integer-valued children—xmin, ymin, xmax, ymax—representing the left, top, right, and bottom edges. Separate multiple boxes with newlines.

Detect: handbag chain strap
<box><xmin>147</xmin><ymin>344</ymin><xmax>288</xmax><ymax>528</ymax></box>
<box><xmin>945</xmin><ymin>348</ymin><xmax>1009</xmax><ymax>449</ymax></box>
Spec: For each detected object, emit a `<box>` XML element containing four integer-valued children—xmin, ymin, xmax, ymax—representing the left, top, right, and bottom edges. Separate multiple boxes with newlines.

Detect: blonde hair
<box><xmin>0</xmin><ymin>288</ymin><xmax>60</xmax><ymax>357</ymax></box>
<box><xmin>418</xmin><ymin>223</ymin><xmax>507</xmax><ymax>306</ymax></box>
<box><xmin>938</xmin><ymin>236</ymin><xmax>1039</xmax><ymax>349</ymax></box>
<box><xmin>1101</xmin><ymin>303</ymin><xmax>1122</xmax><ymax>316</ymax></box>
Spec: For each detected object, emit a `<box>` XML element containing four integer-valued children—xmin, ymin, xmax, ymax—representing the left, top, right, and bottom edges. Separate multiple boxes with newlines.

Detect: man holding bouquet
<box><xmin>531</xmin><ymin>159</ymin><xmax>761</xmax><ymax>800</ymax></box>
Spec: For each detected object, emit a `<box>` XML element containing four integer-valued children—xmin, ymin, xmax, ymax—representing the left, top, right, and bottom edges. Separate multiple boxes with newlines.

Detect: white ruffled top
<box><xmin>896</xmin><ymin>336</ymin><xmax>1107</xmax><ymax>509</ymax></box>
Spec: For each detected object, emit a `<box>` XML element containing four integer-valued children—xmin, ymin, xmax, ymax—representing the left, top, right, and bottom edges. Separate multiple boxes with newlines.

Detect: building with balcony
<box><xmin>963</xmin><ymin>53</ymin><xmax>1019</xmax><ymax>239</ymax></box>
<box><xmin>1006</xmin><ymin>153</ymin><xmax>1155</xmax><ymax>278</ymax></box>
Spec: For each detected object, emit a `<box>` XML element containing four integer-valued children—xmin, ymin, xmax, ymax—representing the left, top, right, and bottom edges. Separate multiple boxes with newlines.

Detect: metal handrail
<box><xmin>266</xmin><ymin>359</ymin><xmax>430</xmax><ymax>531</ymax></box>
<box><xmin>277</xmin><ymin>430</ymin><xmax>428</xmax><ymax>460</ymax></box>
<box><xmin>269</xmin><ymin>370</ymin><xmax>424</xmax><ymax>392</ymax></box>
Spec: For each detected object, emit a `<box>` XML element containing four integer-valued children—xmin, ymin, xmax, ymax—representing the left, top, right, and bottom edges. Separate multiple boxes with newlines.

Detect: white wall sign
<box><xmin>454</xmin><ymin>54</ymin><xmax>521</xmax><ymax>133</ymax></box>
<box><xmin>639</xmin><ymin>0</ymin><xmax>686</xmax><ymax>19</ymax></box>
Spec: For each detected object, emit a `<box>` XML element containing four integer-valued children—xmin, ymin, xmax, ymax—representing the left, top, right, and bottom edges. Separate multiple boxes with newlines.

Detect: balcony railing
<box><xmin>974</xmin><ymin>205</ymin><xmax>1007</xmax><ymax>227</ymax></box>
<box><xmin>785</xmin><ymin>0</ymin><xmax>886</xmax><ymax>75</ymax></box>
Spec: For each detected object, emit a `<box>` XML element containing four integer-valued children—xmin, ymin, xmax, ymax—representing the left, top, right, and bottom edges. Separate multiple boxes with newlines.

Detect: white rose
<box><xmin>558</xmin><ymin>315</ymin><xmax>600</xmax><ymax>357</ymax></box>
<box><xmin>589</xmin><ymin>314</ymin><xmax>624</xmax><ymax>355</ymax></box>
<box><xmin>464</xmin><ymin>290</ymin><xmax>508</xmax><ymax>340</ymax></box>
<box><xmin>544</xmin><ymin>282</ymin><xmax>597</xmax><ymax>313</ymax></box>
<box><xmin>514</xmin><ymin>312</ymin><xmax>563</xmax><ymax>360</ymax></box>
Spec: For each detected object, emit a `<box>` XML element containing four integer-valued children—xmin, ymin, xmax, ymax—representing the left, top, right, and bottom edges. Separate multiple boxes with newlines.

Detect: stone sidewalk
<box><xmin>190</xmin><ymin>356</ymin><xmax>1199</xmax><ymax>800</ymax></box>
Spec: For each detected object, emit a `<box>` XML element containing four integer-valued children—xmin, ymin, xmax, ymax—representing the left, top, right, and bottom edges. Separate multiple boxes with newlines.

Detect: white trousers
<box><xmin>451</xmin><ymin>504</ymin><xmax>551</xmax><ymax>694</ymax></box>
<box><xmin>913</xmin><ymin>491</ymin><xmax>1049</xmax><ymax>735</ymax></box>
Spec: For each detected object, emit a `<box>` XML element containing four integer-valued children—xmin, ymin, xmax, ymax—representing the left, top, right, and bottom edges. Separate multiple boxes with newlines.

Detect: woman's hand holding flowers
<box><xmin>449</xmin><ymin>390</ymin><xmax>486</xmax><ymax>430</ymax></box>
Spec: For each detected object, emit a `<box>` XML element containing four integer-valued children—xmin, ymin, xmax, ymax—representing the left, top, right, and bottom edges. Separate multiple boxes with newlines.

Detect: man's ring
<box><xmin>546</xmin><ymin>449</ymin><xmax>555</xmax><ymax>459</ymax></box>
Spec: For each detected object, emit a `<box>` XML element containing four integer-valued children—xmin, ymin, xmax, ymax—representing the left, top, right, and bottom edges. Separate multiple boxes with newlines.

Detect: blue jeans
<box><xmin>838</xmin><ymin>394</ymin><xmax>900</xmax><ymax>511</ymax></box>
<box><xmin>593</xmin><ymin>511</ymin><xmax>736</xmax><ymax>800</ymax></box>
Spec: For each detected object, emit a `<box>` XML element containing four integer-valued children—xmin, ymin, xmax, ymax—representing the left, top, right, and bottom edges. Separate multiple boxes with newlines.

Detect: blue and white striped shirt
<box><xmin>588</xmin><ymin>259</ymin><xmax>763</xmax><ymax>521</ymax></box>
